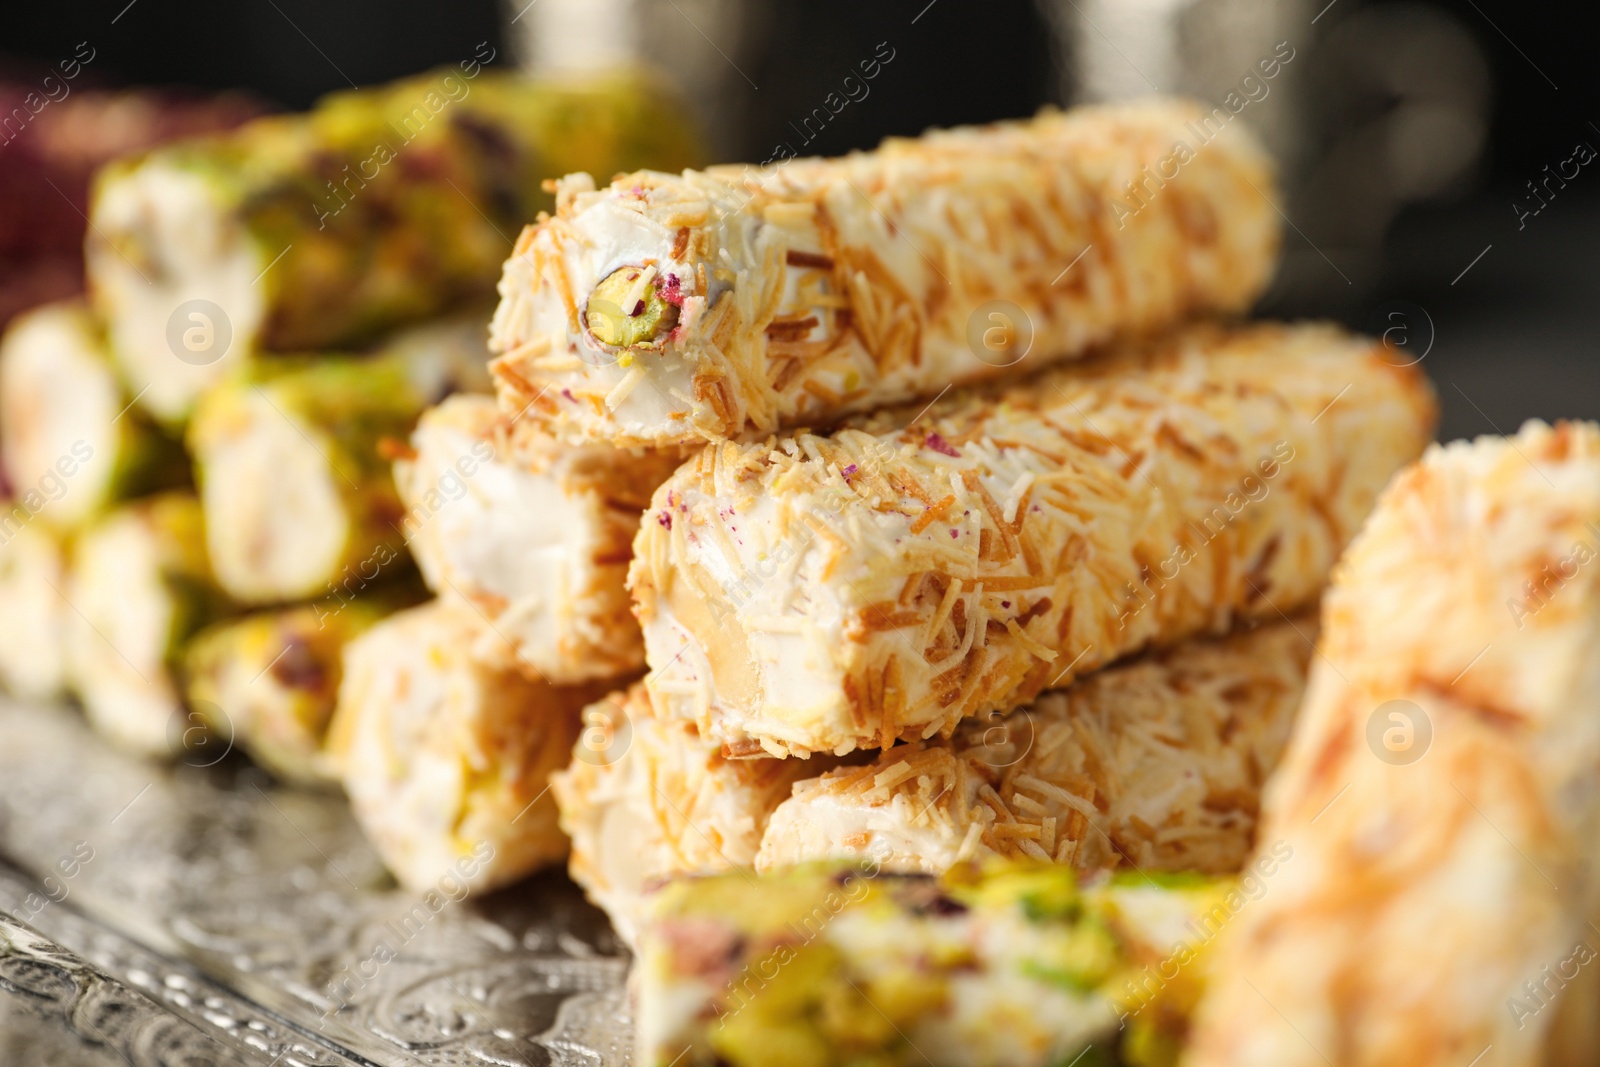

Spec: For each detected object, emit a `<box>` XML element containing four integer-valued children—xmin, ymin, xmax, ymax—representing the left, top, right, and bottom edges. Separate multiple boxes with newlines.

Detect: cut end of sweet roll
<box><xmin>191</xmin><ymin>384</ymin><xmax>355</xmax><ymax>603</ymax></box>
<box><xmin>326</xmin><ymin>599</ymin><xmax>613</xmax><ymax>894</ymax></box>
<box><xmin>88</xmin><ymin>158</ymin><xmax>265</xmax><ymax>426</ymax></box>
<box><xmin>396</xmin><ymin>393</ymin><xmax>681</xmax><ymax>684</ymax></box>
<box><xmin>0</xmin><ymin>300</ymin><xmax>187</xmax><ymax>531</ymax></box>
<box><xmin>66</xmin><ymin>492</ymin><xmax>233</xmax><ymax>757</ymax></box>
<box><xmin>0</xmin><ymin>519</ymin><xmax>70</xmax><ymax>702</ymax></box>
<box><xmin>551</xmin><ymin>682</ymin><xmax>842</xmax><ymax>944</ymax></box>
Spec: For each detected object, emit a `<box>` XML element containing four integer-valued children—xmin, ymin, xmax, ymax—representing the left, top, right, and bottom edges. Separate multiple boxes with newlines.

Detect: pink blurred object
<box><xmin>0</xmin><ymin>84</ymin><xmax>264</xmax><ymax>328</ymax></box>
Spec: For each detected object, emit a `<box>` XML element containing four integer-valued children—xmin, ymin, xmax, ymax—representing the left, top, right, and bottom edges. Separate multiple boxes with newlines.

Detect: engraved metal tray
<box><xmin>0</xmin><ymin>699</ymin><xmax>632</xmax><ymax>1066</ymax></box>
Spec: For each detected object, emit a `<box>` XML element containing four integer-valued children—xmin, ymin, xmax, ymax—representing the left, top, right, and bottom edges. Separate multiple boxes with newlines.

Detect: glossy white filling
<box><xmin>757</xmin><ymin>789</ymin><xmax>959</xmax><ymax>874</ymax></box>
<box><xmin>407</xmin><ymin>417</ymin><xmax>593</xmax><ymax>668</ymax></box>
<box><xmin>644</xmin><ymin>490</ymin><xmax>857</xmax><ymax>748</ymax></box>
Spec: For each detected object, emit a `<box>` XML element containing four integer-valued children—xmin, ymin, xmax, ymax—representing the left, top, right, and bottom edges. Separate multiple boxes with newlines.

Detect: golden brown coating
<box><xmin>1188</xmin><ymin>421</ymin><xmax>1600</xmax><ymax>1067</ymax></box>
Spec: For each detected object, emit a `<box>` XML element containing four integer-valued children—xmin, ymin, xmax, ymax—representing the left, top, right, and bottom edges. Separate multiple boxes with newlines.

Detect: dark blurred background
<box><xmin>4</xmin><ymin>0</ymin><xmax>1595</xmax><ymax>440</ymax></box>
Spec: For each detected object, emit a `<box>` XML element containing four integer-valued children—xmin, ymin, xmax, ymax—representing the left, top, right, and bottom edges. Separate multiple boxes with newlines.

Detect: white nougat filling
<box><xmin>69</xmin><ymin>513</ymin><xmax>183</xmax><ymax>754</ymax></box>
<box><xmin>642</xmin><ymin>488</ymin><xmax>852</xmax><ymax>747</ymax></box>
<box><xmin>201</xmin><ymin>392</ymin><xmax>350</xmax><ymax>603</ymax></box>
<box><xmin>0</xmin><ymin>304</ymin><xmax>122</xmax><ymax>528</ymax></box>
<box><xmin>0</xmin><ymin>524</ymin><xmax>70</xmax><ymax>701</ymax></box>
<box><xmin>397</xmin><ymin>393</ymin><xmax>675</xmax><ymax>683</ymax></box>
<box><xmin>403</xmin><ymin>412</ymin><xmax>593</xmax><ymax>664</ymax></box>
<box><xmin>90</xmin><ymin>161</ymin><xmax>263</xmax><ymax>423</ymax></box>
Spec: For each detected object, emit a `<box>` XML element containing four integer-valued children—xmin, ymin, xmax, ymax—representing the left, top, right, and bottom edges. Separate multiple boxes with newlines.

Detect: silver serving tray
<box><xmin>0</xmin><ymin>699</ymin><xmax>633</xmax><ymax>1066</ymax></box>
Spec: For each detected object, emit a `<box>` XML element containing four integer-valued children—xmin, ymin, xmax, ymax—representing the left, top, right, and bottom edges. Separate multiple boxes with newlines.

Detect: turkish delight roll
<box><xmin>394</xmin><ymin>394</ymin><xmax>684</xmax><ymax>683</ymax></box>
<box><xmin>632</xmin><ymin>321</ymin><xmax>1435</xmax><ymax>757</ymax></box>
<box><xmin>325</xmin><ymin>599</ymin><xmax>611</xmax><ymax>892</ymax></box>
<box><xmin>489</xmin><ymin>98</ymin><xmax>1279</xmax><ymax>446</ymax></box>
<box><xmin>0</xmin><ymin>519</ymin><xmax>70</xmax><ymax>701</ymax></box>
<box><xmin>756</xmin><ymin>617</ymin><xmax>1312</xmax><ymax>876</ymax></box>
<box><xmin>0</xmin><ymin>300</ymin><xmax>186</xmax><ymax>531</ymax></box>
<box><xmin>88</xmin><ymin>70</ymin><xmax>700</xmax><ymax>424</ymax></box>
<box><xmin>637</xmin><ymin>862</ymin><xmax>1229</xmax><ymax>1067</ymax></box>
<box><xmin>182</xmin><ymin>590</ymin><xmax>421</xmax><ymax>785</ymax></box>
<box><xmin>551</xmin><ymin>682</ymin><xmax>845</xmax><ymax>942</ymax></box>
<box><xmin>187</xmin><ymin>316</ymin><xmax>487</xmax><ymax>605</ymax></box>
<box><xmin>1188</xmin><ymin>421</ymin><xmax>1600</xmax><ymax>1067</ymax></box>
<box><xmin>64</xmin><ymin>491</ymin><xmax>236</xmax><ymax>756</ymax></box>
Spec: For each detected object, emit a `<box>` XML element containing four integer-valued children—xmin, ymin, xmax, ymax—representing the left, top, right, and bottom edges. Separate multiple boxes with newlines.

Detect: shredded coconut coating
<box><xmin>1188</xmin><ymin>421</ymin><xmax>1600</xmax><ymax>1067</ymax></box>
<box><xmin>395</xmin><ymin>395</ymin><xmax>685</xmax><ymax>683</ymax></box>
<box><xmin>631</xmin><ymin>321</ymin><xmax>1436</xmax><ymax>757</ymax></box>
<box><xmin>325</xmin><ymin>600</ymin><xmax>611</xmax><ymax>893</ymax></box>
<box><xmin>489</xmin><ymin>98</ymin><xmax>1280</xmax><ymax>446</ymax></box>
<box><xmin>756</xmin><ymin>617</ymin><xmax>1312</xmax><ymax>876</ymax></box>
<box><xmin>550</xmin><ymin>683</ymin><xmax>846</xmax><ymax>943</ymax></box>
